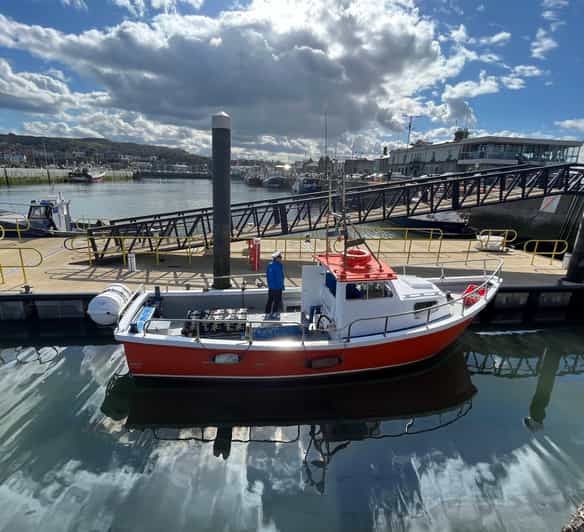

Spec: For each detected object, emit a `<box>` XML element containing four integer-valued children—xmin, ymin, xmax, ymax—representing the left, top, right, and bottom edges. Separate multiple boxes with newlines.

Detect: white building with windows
<box><xmin>389</xmin><ymin>133</ymin><xmax>582</xmax><ymax>177</ymax></box>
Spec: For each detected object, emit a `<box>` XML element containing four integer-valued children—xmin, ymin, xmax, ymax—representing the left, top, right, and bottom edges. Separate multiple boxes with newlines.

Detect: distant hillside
<box><xmin>0</xmin><ymin>133</ymin><xmax>208</xmax><ymax>165</ymax></box>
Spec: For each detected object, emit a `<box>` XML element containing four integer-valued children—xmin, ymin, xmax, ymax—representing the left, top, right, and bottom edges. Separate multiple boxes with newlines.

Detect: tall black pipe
<box><xmin>212</xmin><ymin>112</ymin><xmax>231</xmax><ymax>289</ymax></box>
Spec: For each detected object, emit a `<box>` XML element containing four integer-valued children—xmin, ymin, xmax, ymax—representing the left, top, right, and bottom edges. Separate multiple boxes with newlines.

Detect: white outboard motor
<box><xmin>88</xmin><ymin>284</ymin><xmax>132</xmax><ymax>326</ymax></box>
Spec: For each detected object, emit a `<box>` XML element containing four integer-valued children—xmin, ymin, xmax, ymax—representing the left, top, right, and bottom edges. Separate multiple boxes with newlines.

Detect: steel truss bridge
<box><xmin>86</xmin><ymin>162</ymin><xmax>584</xmax><ymax>261</ymax></box>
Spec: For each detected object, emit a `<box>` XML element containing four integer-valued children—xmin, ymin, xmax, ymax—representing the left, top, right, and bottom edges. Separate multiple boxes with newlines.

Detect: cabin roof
<box><xmin>315</xmin><ymin>253</ymin><xmax>398</xmax><ymax>282</ymax></box>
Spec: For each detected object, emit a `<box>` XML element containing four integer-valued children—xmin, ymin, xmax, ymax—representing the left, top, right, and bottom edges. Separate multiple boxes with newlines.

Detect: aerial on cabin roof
<box><xmin>315</xmin><ymin>253</ymin><xmax>398</xmax><ymax>282</ymax></box>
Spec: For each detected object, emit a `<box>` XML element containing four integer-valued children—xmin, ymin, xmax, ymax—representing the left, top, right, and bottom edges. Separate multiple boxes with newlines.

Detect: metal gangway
<box><xmin>85</xmin><ymin>163</ymin><xmax>584</xmax><ymax>261</ymax></box>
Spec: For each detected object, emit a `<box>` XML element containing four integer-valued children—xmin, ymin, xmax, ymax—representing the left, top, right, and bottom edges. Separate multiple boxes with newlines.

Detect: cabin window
<box><xmin>325</xmin><ymin>272</ymin><xmax>337</xmax><ymax>296</ymax></box>
<box><xmin>29</xmin><ymin>206</ymin><xmax>45</xmax><ymax>218</ymax></box>
<box><xmin>346</xmin><ymin>282</ymin><xmax>393</xmax><ymax>300</ymax></box>
<box><xmin>414</xmin><ymin>300</ymin><xmax>438</xmax><ymax>318</ymax></box>
<box><xmin>414</xmin><ymin>301</ymin><xmax>437</xmax><ymax>311</ymax></box>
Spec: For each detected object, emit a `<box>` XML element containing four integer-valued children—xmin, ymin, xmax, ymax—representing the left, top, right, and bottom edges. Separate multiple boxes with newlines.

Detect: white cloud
<box><xmin>110</xmin><ymin>0</ymin><xmax>146</xmax><ymax>16</ymax></box>
<box><xmin>61</xmin><ymin>0</ymin><xmax>87</xmax><ymax>9</ymax></box>
<box><xmin>107</xmin><ymin>0</ymin><xmax>204</xmax><ymax>16</ymax></box>
<box><xmin>0</xmin><ymin>1</ymin><xmax>464</xmax><ymax>157</ymax></box>
<box><xmin>531</xmin><ymin>28</ymin><xmax>558</xmax><ymax>59</ymax></box>
<box><xmin>0</xmin><ymin>1</ymin><xmax>559</xmax><ymax>158</ymax></box>
<box><xmin>0</xmin><ymin>59</ymin><xmax>106</xmax><ymax>114</ymax></box>
<box><xmin>479</xmin><ymin>31</ymin><xmax>511</xmax><ymax>46</ymax></box>
<box><xmin>555</xmin><ymin>118</ymin><xmax>584</xmax><ymax>133</ymax></box>
<box><xmin>542</xmin><ymin>0</ymin><xmax>568</xmax><ymax>7</ymax></box>
<box><xmin>442</xmin><ymin>71</ymin><xmax>499</xmax><ymax>100</ymax></box>
<box><xmin>477</xmin><ymin>4</ymin><xmax>485</xmax><ymax>12</ymax></box>
<box><xmin>450</xmin><ymin>24</ymin><xmax>471</xmax><ymax>44</ymax></box>
<box><xmin>501</xmin><ymin>76</ymin><xmax>525</xmax><ymax>90</ymax></box>
<box><xmin>511</xmin><ymin>65</ymin><xmax>544</xmax><ymax>77</ymax></box>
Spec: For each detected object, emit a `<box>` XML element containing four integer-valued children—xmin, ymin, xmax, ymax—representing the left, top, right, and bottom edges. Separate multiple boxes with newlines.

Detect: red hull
<box><xmin>122</xmin><ymin>319</ymin><xmax>472</xmax><ymax>379</ymax></box>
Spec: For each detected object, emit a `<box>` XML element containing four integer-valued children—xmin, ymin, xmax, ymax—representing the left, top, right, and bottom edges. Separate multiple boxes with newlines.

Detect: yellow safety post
<box><xmin>406</xmin><ymin>238</ymin><xmax>414</xmax><ymax>264</ymax></box>
<box><xmin>18</xmin><ymin>248</ymin><xmax>26</xmax><ymax>284</ymax></box>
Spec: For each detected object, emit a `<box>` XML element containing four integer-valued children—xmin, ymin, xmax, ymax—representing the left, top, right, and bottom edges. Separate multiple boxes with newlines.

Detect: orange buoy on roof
<box><xmin>346</xmin><ymin>248</ymin><xmax>370</xmax><ymax>267</ymax></box>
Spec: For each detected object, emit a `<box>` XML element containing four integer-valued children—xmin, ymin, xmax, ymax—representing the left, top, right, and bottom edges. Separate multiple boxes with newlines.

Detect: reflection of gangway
<box><xmin>465</xmin><ymin>351</ymin><xmax>584</xmax><ymax>378</ymax></box>
<box><xmin>84</xmin><ymin>163</ymin><xmax>584</xmax><ymax>261</ymax></box>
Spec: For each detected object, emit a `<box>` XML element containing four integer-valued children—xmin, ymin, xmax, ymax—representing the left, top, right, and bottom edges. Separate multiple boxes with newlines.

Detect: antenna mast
<box><xmin>406</xmin><ymin>115</ymin><xmax>413</xmax><ymax>147</ymax></box>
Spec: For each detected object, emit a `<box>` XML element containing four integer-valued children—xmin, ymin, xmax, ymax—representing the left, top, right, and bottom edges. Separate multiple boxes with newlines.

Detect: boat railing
<box><xmin>345</xmin><ymin>258</ymin><xmax>503</xmax><ymax>343</ymax></box>
<box><xmin>144</xmin><ymin>317</ymin><xmax>307</xmax><ymax>345</ymax></box>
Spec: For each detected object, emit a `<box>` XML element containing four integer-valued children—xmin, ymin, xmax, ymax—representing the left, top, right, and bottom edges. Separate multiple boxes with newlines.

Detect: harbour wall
<box><xmin>0</xmin><ymin>168</ymin><xmax>133</xmax><ymax>186</ymax></box>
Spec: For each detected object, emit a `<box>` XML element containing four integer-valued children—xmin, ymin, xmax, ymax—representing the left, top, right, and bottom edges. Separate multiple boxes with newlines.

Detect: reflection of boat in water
<box><xmin>68</xmin><ymin>167</ymin><xmax>105</xmax><ymax>183</ymax></box>
<box><xmin>101</xmin><ymin>350</ymin><xmax>476</xmax><ymax>470</ymax></box>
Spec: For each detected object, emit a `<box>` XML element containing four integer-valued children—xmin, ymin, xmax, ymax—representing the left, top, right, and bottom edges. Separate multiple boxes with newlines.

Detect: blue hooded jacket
<box><xmin>266</xmin><ymin>260</ymin><xmax>284</xmax><ymax>289</ymax></box>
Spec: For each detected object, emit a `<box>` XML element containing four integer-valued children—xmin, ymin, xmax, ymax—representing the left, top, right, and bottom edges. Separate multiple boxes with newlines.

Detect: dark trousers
<box><xmin>265</xmin><ymin>289</ymin><xmax>283</xmax><ymax>315</ymax></box>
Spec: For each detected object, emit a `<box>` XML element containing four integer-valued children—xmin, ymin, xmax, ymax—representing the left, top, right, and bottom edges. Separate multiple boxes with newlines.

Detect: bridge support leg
<box><xmin>212</xmin><ymin>112</ymin><xmax>232</xmax><ymax>289</ymax></box>
<box><xmin>566</xmin><ymin>214</ymin><xmax>584</xmax><ymax>283</ymax></box>
<box><xmin>524</xmin><ymin>350</ymin><xmax>561</xmax><ymax>431</ymax></box>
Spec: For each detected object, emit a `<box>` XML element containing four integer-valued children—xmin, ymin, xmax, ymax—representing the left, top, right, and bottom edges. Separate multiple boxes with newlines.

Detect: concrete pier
<box><xmin>211</xmin><ymin>111</ymin><xmax>232</xmax><ymax>289</ymax></box>
<box><xmin>2</xmin><ymin>235</ymin><xmax>584</xmax><ymax>331</ymax></box>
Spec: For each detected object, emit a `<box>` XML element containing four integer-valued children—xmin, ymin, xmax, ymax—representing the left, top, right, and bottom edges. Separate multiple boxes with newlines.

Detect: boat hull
<box><xmin>121</xmin><ymin>318</ymin><xmax>471</xmax><ymax>380</ymax></box>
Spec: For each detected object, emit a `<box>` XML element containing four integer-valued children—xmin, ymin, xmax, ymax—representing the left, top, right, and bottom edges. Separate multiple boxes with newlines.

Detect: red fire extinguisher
<box><xmin>248</xmin><ymin>238</ymin><xmax>261</xmax><ymax>272</ymax></box>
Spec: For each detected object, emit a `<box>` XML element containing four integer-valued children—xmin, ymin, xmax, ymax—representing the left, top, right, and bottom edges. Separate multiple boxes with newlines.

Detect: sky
<box><xmin>0</xmin><ymin>0</ymin><xmax>582</xmax><ymax>160</ymax></box>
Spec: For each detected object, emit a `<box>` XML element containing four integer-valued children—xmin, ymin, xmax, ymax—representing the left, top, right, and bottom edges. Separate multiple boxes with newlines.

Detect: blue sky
<box><xmin>0</xmin><ymin>0</ymin><xmax>582</xmax><ymax>159</ymax></box>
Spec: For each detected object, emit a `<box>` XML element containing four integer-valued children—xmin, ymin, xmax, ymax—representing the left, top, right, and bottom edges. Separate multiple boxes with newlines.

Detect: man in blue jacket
<box><xmin>265</xmin><ymin>250</ymin><xmax>285</xmax><ymax>317</ymax></box>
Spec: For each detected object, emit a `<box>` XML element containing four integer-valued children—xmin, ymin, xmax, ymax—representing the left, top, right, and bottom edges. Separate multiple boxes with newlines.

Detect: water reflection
<box><xmin>101</xmin><ymin>350</ymin><xmax>476</xmax><ymax>494</ymax></box>
<box><xmin>1</xmin><ymin>331</ymin><xmax>583</xmax><ymax>531</ymax></box>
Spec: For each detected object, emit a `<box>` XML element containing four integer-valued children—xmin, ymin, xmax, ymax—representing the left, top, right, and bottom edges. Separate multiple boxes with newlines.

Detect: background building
<box><xmin>389</xmin><ymin>130</ymin><xmax>582</xmax><ymax>177</ymax></box>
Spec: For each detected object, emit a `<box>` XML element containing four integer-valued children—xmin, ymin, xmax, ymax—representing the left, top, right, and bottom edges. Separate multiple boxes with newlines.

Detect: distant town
<box><xmin>0</xmin><ymin>130</ymin><xmax>581</xmax><ymax>179</ymax></box>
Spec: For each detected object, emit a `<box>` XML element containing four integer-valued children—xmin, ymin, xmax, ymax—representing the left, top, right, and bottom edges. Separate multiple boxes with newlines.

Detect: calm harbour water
<box><xmin>0</xmin><ymin>329</ymin><xmax>583</xmax><ymax>532</ymax></box>
<box><xmin>0</xmin><ymin>179</ymin><xmax>288</xmax><ymax>220</ymax></box>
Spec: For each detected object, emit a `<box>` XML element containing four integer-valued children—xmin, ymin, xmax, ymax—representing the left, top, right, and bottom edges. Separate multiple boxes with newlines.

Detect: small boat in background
<box><xmin>244</xmin><ymin>174</ymin><xmax>263</xmax><ymax>187</ymax></box>
<box><xmin>262</xmin><ymin>175</ymin><xmax>290</xmax><ymax>189</ymax></box>
<box><xmin>292</xmin><ymin>174</ymin><xmax>321</xmax><ymax>194</ymax></box>
<box><xmin>68</xmin><ymin>167</ymin><xmax>105</xmax><ymax>183</ymax></box>
<box><xmin>230</xmin><ymin>168</ymin><xmax>244</xmax><ymax>181</ymax></box>
<box><xmin>0</xmin><ymin>193</ymin><xmax>73</xmax><ymax>237</ymax></box>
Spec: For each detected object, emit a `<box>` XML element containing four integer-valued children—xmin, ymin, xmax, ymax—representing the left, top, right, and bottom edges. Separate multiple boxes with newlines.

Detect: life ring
<box><xmin>346</xmin><ymin>248</ymin><xmax>371</xmax><ymax>267</ymax></box>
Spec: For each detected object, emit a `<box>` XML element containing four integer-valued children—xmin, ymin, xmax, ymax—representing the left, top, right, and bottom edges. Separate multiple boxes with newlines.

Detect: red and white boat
<box><xmin>88</xmin><ymin>249</ymin><xmax>502</xmax><ymax>380</ymax></box>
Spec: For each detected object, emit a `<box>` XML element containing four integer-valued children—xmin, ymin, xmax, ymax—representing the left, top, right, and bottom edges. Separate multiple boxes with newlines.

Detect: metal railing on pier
<box><xmin>0</xmin><ymin>218</ymin><xmax>31</xmax><ymax>242</ymax></box>
<box><xmin>523</xmin><ymin>239</ymin><xmax>569</xmax><ymax>265</ymax></box>
<box><xmin>0</xmin><ymin>246</ymin><xmax>43</xmax><ymax>285</ymax></box>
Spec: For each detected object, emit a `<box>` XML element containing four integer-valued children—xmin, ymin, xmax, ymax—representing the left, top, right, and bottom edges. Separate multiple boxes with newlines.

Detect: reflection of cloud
<box><xmin>380</xmin><ymin>436</ymin><xmax>584</xmax><ymax>531</ymax></box>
